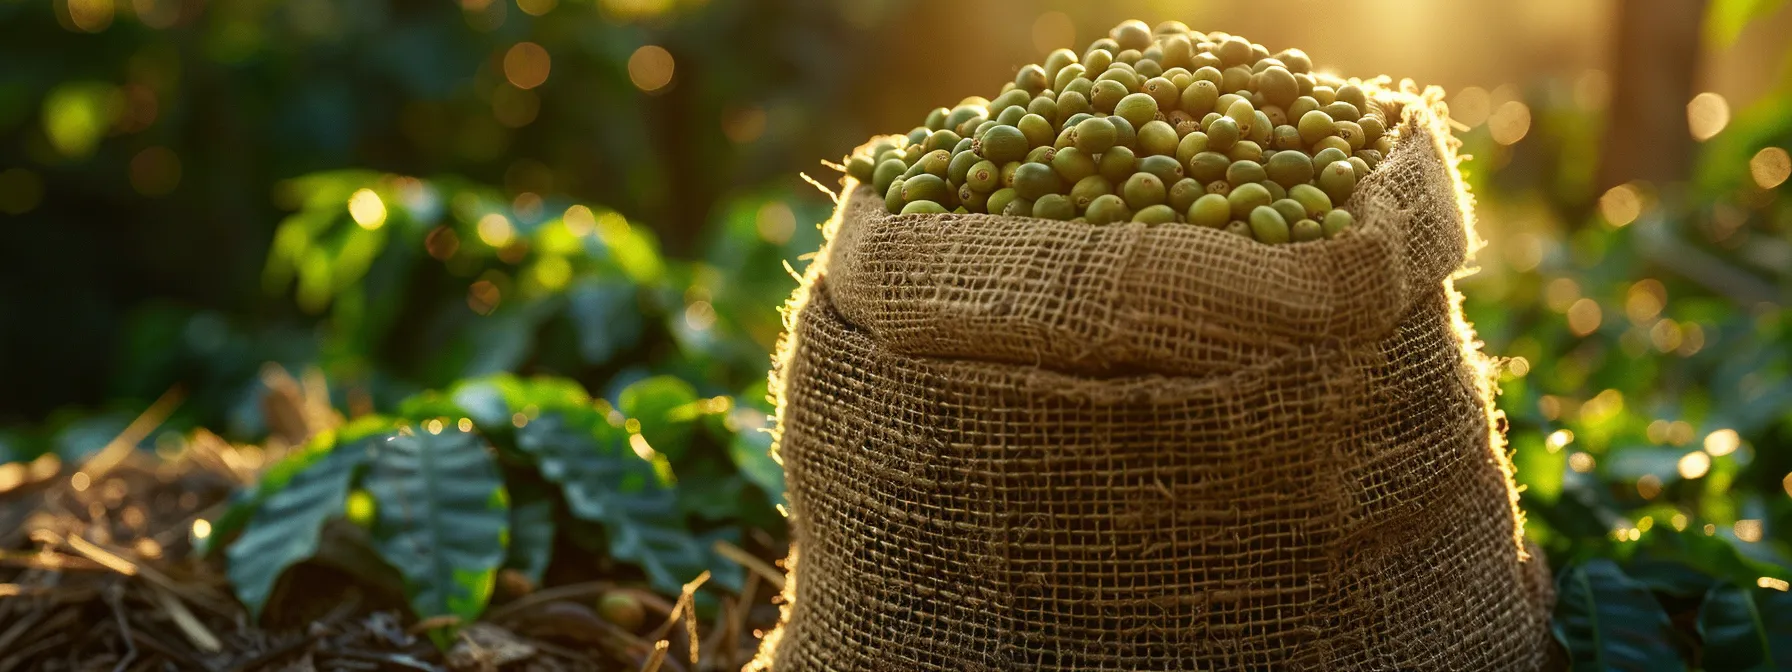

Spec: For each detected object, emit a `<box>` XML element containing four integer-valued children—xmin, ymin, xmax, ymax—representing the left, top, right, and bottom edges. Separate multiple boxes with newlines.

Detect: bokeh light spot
<box><xmin>1669</xmin><ymin>421</ymin><xmax>1694</xmax><ymax>446</ymax></box>
<box><xmin>516</xmin><ymin>0</ymin><xmax>556</xmax><ymax>16</ymax></box>
<box><xmin>1598</xmin><ymin>183</ymin><xmax>1643</xmax><ymax>227</ymax></box>
<box><xmin>132</xmin><ymin>0</ymin><xmax>181</xmax><ymax>29</ymax></box>
<box><xmin>1677</xmin><ymin>451</ymin><xmax>1711</xmax><ymax>479</ymax></box>
<box><xmin>684</xmin><ymin>300</ymin><xmax>716</xmax><ymax>332</ymax></box>
<box><xmin>1650</xmin><ymin>319</ymin><xmax>1684</xmax><ymax>353</ymax></box>
<box><xmin>1733</xmin><ymin>519</ymin><xmax>1763</xmax><ymax>543</ymax></box>
<box><xmin>503</xmin><ymin>42</ymin><xmax>551</xmax><ymax>90</ymax></box>
<box><xmin>1636</xmin><ymin>474</ymin><xmax>1662</xmax><ymax>500</ymax></box>
<box><xmin>1625</xmin><ymin>279</ymin><xmax>1664</xmax><ymax>324</ymax></box>
<box><xmin>1749</xmin><ymin>147</ymin><xmax>1790</xmax><ymax>189</ymax></box>
<box><xmin>468</xmin><ymin>280</ymin><xmax>502</xmax><ymax>315</ymax></box>
<box><xmin>1032</xmin><ymin>11</ymin><xmax>1075</xmax><ymax>56</ymax></box>
<box><xmin>512</xmin><ymin>192</ymin><xmax>542</xmax><ymax>222</ymax></box>
<box><xmin>1545</xmin><ymin>429</ymin><xmax>1573</xmax><ymax>452</ymax></box>
<box><xmin>532</xmin><ymin>255</ymin><xmax>572</xmax><ymax>291</ymax></box>
<box><xmin>1567</xmin><ymin>298</ymin><xmax>1602</xmax><ymax>336</ymax></box>
<box><xmin>1544</xmin><ymin>278</ymin><xmax>1581</xmax><ymax>313</ymax></box>
<box><xmin>1703</xmin><ymin>429</ymin><xmax>1739</xmax><ymax>457</ymax></box>
<box><xmin>425</xmin><ymin>226</ymin><xmax>460</xmax><ymax>260</ymax></box>
<box><xmin>44</xmin><ymin>83</ymin><xmax>123</xmax><ymax>159</ymax></box>
<box><xmin>1568</xmin><ymin>452</ymin><xmax>1595</xmax><ymax>473</ymax></box>
<box><xmin>756</xmin><ymin>201</ymin><xmax>796</xmax><ymax>245</ymax></box>
<box><xmin>563</xmin><ymin>204</ymin><xmax>596</xmax><ymax>236</ymax></box>
<box><xmin>1687</xmin><ymin>92</ymin><xmax>1729</xmax><ymax>141</ymax></box>
<box><xmin>347</xmin><ymin>188</ymin><xmax>386</xmax><ymax>229</ymax></box>
<box><xmin>628</xmin><ymin>45</ymin><xmax>675</xmax><ymax>93</ymax></box>
<box><xmin>477</xmin><ymin>213</ymin><xmax>515</xmax><ymax>247</ymax></box>
<box><xmin>1488</xmin><ymin>101</ymin><xmax>1531</xmax><ymax>146</ymax></box>
<box><xmin>1449</xmin><ymin>87</ymin><xmax>1490</xmax><ymax>128</ymax></box>
<box><xmin>66</xmin><ymin>0</ymin><xmax>115</xmax><ymax>33</ymax></box>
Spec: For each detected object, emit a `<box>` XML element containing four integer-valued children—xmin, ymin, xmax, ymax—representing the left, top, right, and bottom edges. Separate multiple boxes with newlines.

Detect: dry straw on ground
<box><xmin>752</xmin><ymin>90</ymin><xmax>1555</xmax><ymax>671</ymax></box>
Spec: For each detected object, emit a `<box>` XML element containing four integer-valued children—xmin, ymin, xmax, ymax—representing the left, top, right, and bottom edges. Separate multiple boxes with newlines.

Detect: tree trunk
<box><xmin>1596</xmin><ymin>0</ymin><xmax>1707</xmax><ymax>190</ymax></box>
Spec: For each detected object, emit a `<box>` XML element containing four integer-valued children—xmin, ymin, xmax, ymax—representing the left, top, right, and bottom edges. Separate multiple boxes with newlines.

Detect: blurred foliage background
<box><xmin>2</xmin><ymin>0</ymin><xmax>1791</xmax><ymax>663</ymax></box>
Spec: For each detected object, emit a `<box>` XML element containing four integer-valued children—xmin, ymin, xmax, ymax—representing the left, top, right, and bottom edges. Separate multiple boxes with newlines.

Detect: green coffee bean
<box><xmin>1168</xmin><ymin>178</ymin><xmax>1204</xmax><ymax>212</ymax></box>
<box><xmin>1288</xmin><ymin>184</ymin><xmax>1332</xmax><ymax>218</ymax></box>
<box><xmin>1033</xmin><ymin>193</ymin><xmax>1075</xmax><ymax>220</ymax></box>
<box><xmin>1249</xmin><ymin>206</ymin><xmax>1290</xmax><ymax>244</ymax></box>
<box><xmin>1318</xmin><ymin>161</ymin><xmax>1356</xmax><ymax>204</ymax></box>
<box><xmin>1188</xmin><ymin>193</ymin><xmax>1231</xmax><ymax>228</ymax></box>
<box><xmin>1052</xmin><ymin>147</ymin><xmax>1097</xmax><ymax>183</ymax></box>
<box><xmin>1291</xmin><ymin>218</ymin><xmax>1323</xmax><ymax>242</ymax></box>
<box><xmin>1074</xmin><ymin>117</ymin><xmax>1117</xmax><ymax>154</ymax></box>
<box><xmin>1321</xmin><ymin>208</ymin><xmax>1354</xmax><ymax>237</ymax></box>
<box><xmin>1132</xmin><ymin>204</ymin><xmax>1178</xmax><ymax>224</ymax></box>
<box><xmin>1139</xmin><ymin>154</ymin><xmax>1186</xmax><ymax>185</ymax></box>
<box><xmin>1138</xmin><ymin>120</ymin><xmax>1179</xmax><ymax>157</ymax></box>
<box><xmin>885</xmin><ymin>177</ymin><xmax>907</xmax><ymax>213</ymax></box>
<box><xmin>901</xmin><ymin>199</ymin><xmax>947</xmax><ymax>215</ymax></box>
<box><xmin>1085</xmin><ymin>194</ymin><xmax>1132</xmax><ymax>224</ymax></box>
<box><xmin>1122</xmin><ymin>172</ymin><xmax>1167</xmax><ymax>209</ymax></box>
<box><xmin>1189</xmin><ymin>151</ymin><xmax>1230</xmax><ymax>183</ymax></box>
<box><xmin>1069</xmin><ymin>174</ymin><xmax>1113</xmax><ymax>209</ymax></box>
<box><xmin>1013</xmin><ymin>162</ymin><xmax>1063</xmax><ymax>200</ymax></box>
<box><xmin>986</xmin><ymin>187</ymin><xmax>1019</xmax><ymax>216</ymax></box>
<box><xmin>1098</xmin><ymin>145</ymin><xmax>1138</xmax><ymax>183</ymax></box>
<box><xmin>1225</xmin><ymin>159</ymin><xmax>1267</xmax><ymax>186</ymax></box>
<box><xmin>1227</xmin><ymin>182</ymin><xmax>1272</xmax><ymax>220</ymax></box>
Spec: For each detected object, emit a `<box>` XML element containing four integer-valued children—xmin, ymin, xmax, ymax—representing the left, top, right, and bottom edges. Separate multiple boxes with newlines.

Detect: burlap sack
<box><xmin>751</xmin><ymin>94</ymin><xmax>1555</xmax><ymax>671</ymax></box>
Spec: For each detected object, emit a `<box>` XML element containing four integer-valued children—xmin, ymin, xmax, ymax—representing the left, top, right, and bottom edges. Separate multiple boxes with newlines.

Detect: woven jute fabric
<box><xmin>750</xmin><ymin>94</ymin><xmax>1555</xmax><ymax>671</ymax></box>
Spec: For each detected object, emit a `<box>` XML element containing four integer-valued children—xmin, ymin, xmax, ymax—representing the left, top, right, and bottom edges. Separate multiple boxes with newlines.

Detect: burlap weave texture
<box><xmin>751</xmin><ymin>95</ymin><xmax>1555</xmax><ymax>671</ymax></box>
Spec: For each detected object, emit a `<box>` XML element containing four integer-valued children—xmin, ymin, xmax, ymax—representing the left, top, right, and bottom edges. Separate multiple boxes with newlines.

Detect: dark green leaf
<box><xmin>225</xmin><ymin>427</ymin><xmax>380</xmax><ymax>619</ymax></box>
<box><xmin>505</xmin><ymin>479</ymin><xmax>557</xmax><ymax>587</ymax></box>
<box><xmin>567</xmin><ymin>278</ymin><xmax>643</xmax><ymax>365</ymax></box>
<box><xmin>676</xmin><ymin>456</ymin><xmax>747</xmax><ymax>521</ymax></box>
<box><xmin>1552</xmin><ymin>560</ymin><xmax>1685</xmax><ymax>672</ymax></box>
<box><xmin>1698</xmin><ymin>583</ymin><xmax>1792</xmax><ymax>671</ymax></box>
<box><xmin>363</xmin><ymin>426</ymin><xmax>509</xmax><ymax>647</ymax></box>
<box><xmin>514</xmin><ymin>407</ymin><xmax>705</xmax><ymax>594</ymax></box>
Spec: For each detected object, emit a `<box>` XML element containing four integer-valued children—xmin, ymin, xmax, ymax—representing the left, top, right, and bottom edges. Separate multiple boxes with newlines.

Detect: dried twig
<box><xmin>710</xmin><ymin>541</ymin><xmax>785</xmax><ymax>591</ymax></box>
<box><xmin>105</xmin><ymin>585</ymin><xmax>139</xmax><ymax>672</ymax></box>
<box><xmin>76</xmin><ymin>386</ymin><xmax>185</xmax><ymax>484</ymax></box>
<box><xmin>152</xmin><ymin>583</ymin><xmax>223</xmax><ymax>653</ymax></box>
<box><xmin>640</xmin><ymin>641</ymin><xmax>669</xmax><ymax>672</ymax></box>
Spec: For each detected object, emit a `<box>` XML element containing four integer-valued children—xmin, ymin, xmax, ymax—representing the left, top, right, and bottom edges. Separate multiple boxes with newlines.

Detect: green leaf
<box><xmin>450</xmin><ymin>373</ymin><xmax>593</xmax><ymax>431</ymax></box>
<box><xmin>1552</xmin><ymin>560</ymin><xmax>1686</xmax><ymax>672</ymax></box>
<box><xmin>675</xmin><ymin>456</ymin><xmax>747</xmax><ymax>521</ymax></box>
<box><xmin>566</xmin><ymin>278</ymin><xmax>644</xmax><ymax>365</ymax></box>
<box><xmin>1699</xmin><ymin>583</ymin><xmax>1792</xmax><ymax>671</ymax></box>
<box><xmin>514</xmin><ymin>407</ymin><xmax>706</xmax><ymax>594</ymax></box>
<box><xmin>505</xmin><ymin>479</ymin><xmax>557</xmax><ymax>587</ymax></box>
<box><xmin>363</xmin><ymin>426</ymin><xmax>509</xmax><ymax>647</ymax></box>
<box><xmin>225</xmin><ymin>428</ymin><xmax>379</xmax><ymax>619</ymax></box>
<box><xmin>618</xmin><ymin>375</ymin><xmax>699</xmax><ymax>461</ymax></box>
